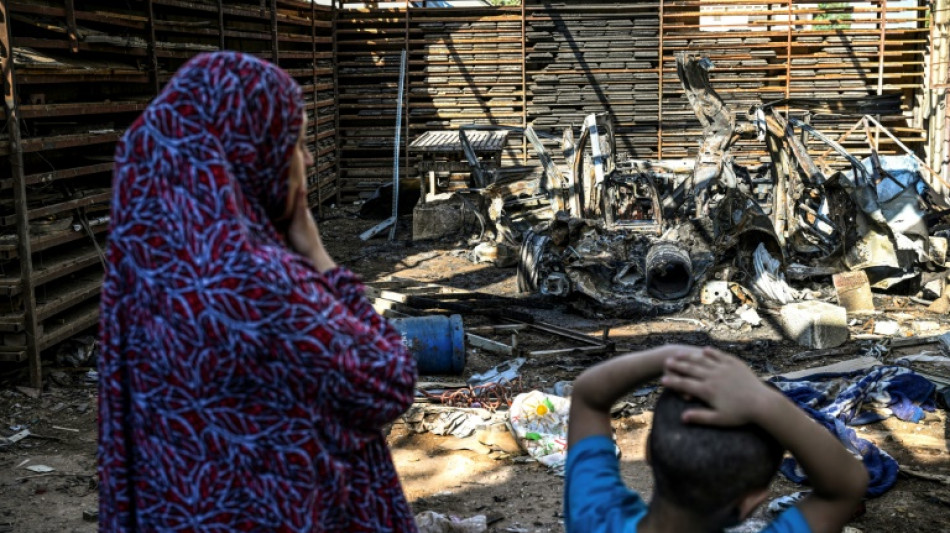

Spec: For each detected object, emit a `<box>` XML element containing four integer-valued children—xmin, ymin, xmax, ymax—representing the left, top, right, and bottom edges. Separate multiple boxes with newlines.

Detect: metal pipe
<box><xmin>645</xmin><ymin>242</ymin><xmax>694</xmax><ymax>300</ymax></box>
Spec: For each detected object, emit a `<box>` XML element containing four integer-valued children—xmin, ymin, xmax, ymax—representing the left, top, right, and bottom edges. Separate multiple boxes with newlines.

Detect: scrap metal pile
<box><xmin>431</xmin><ymin>53</ymin><xmax>950</xmax><ymax>320</ymax></box>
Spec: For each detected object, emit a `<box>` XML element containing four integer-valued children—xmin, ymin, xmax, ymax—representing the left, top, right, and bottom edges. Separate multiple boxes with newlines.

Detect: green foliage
<box><xmin>814</xmin><ymin>2</ymin><xmax>853</xmax><ymax>30</ymax></box>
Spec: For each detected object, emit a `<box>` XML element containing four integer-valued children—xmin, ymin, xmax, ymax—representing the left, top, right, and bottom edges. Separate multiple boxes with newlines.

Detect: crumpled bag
<box><xmin>415</xmin><ymin>511</ymin><xmax>487</xmax><ymax>533</ymax></box>
<box><xmin>509</xmin><ymin>390</ymin><xmax>571</xmax><ymax>474</ymax></box>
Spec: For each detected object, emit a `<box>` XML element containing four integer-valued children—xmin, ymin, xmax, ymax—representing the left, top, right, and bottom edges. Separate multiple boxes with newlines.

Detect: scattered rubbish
<box><xmin>509</xmin><ymin>391</ymin><xmax>571</xmax><ymax>474</ymax></box>
<box><xmin>752</xmin><ymin>244</ymin><xmax>796</xmax><ymax>307</ymax></box>
<box><xmin>425</xmin><ymin>410</ymin><xmax>492</xmax><ymax>439</ymax></box>
<box><xmin>873</xmin><ymin>320</ymin><xmax>901</xmax><ymax>336</ymax></box>
<box><xmin>470</xmin><ymin>242</ymin><xmax>517</xmax><ymax>268</ymax></box>
<box><xmin>894</xmin><ymin>353</ymin><xmax>950</xmax><ymax>366</ymax></box>
<box><xmin>420</xmin><ymin>379</ymin><xmax>525</xmax><ymax>411</ymax></box>
<box><xmin>15</xmin><ymin>386</ymin><xmax>40</xmax><ymax>399</ymax></box>
<box><xmin>84</xmin><ymin>370</ymin><xmax>99</xmax><ymax>383</ymax></box>
<box><xmin>82</xmin><ymin>509</ymin><xmax>99</xmax><ymax>522</ymax></box>
<box><xmin>415</xmin><ymin>511</ymin><xmax>488</xmax><ymax>533</ymax></box>
<box><xmin>51</xmin><ymin>426</ymin><xmax>79</xmax><ymax>433</ymax></box>
<box><xmin>737</xmin><ymin>305</ymin><xmax>762</xmax><ymax>327</ymax></box>
<box><xmin>0</xmin><ymin>429</ymin><xmax>30</xmax><ymax>447</ymax></box>
<box><xmin>468</xmin><ymin>358</ymin><xmax>525</xmax><ymax>387</ymax></box>
<box><xmin>779</xmin><ymin>356</ymin><xmax>880</xmax><ymax>380</ymax></box>
<box><xmin>391</xmin><ymin>314</ymin><xmax>466</xmax><ymax>375</ymax></box>
<box><xmin>25</xmin><ymin>465</ymin><xmax>55</xmax><ymax>473</ymax></box>
<box><xmin>833</xmin><ymin>271</ymin><xmax>875</xmax><ymax>314</ymax></box>
<box><xmin>701</xmin><ymin>281</ymin><xmax>735</xmax><ymax>305</ymax></box>
<box><xmin>771</xmin><ymin>366</ymin><xmax>936</xmax><ymax>496</ymax></box>
<box><xmin>899</xmin><ymin>466</ymin><xmax>950</xmax><ymax>486</ymax></box>
<box><xmin>54</xmin><ymin>335</ymin><xmax>97</xmax><ymax>367</ymax></box>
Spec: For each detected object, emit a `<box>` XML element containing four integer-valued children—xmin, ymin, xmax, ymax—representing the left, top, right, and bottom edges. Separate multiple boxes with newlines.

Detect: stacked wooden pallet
<box><xmin>271</xmin><ymin>1</ymin><xmax>337</xmax><ymax>210</ymax></box>
<box><xmin>659</xmin><ymin>0</ymin><xmax>788</xmax><ymax>166</ymax></box>
<box><xmin>525</xmin><ymin>1</ymin><xmax>661</xmax><ymax>161</ymax></box>
<box><xmin>0</xmin><ymin>1</ymin><xmax>154</xmax><ymax>379</ymax></box>
<box><xmin>659</xmin><ymin>0</ymin><xmax>927</xmax><ymax>166</ymax></box>
<box><xmin>409</xmin><ymin>7</ymin><xmax>525</xmax><ymax>167</ymax></box>
<box><xmin>787</xmin><ymin>0</ymin><xmax>928</xmax><ymax>163</ymax></box>
<box><xmin>0</xmin><ymin>0</ymin><xmax>338</xmax><ymax>386</ymax></box>
<box><xmin>335</xmin><ymin>7</ymin><xmax>408</xmax><ymax>199</ymax></box>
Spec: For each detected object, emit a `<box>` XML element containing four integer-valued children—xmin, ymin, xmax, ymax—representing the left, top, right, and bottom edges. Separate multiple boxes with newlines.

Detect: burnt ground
<box><xmin>1</xmin><ymin>206</ymin><xmax>949</xmax><ymax>532</ymax></box>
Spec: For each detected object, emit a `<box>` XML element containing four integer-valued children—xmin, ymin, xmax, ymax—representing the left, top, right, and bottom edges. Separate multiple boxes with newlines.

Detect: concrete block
<box><xmin>412</xmin><ymin>196</ymin><xmax>465</xmax><ymax>241</ymax></box>
<box><xmin>779</xmin><ymin>301</ymin><xmax>849</xmax><ymax>349</ymax></box>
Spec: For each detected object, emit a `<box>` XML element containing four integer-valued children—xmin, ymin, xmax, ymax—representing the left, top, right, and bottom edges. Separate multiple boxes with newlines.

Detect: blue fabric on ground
<box><xmin>770</xmin><ymin>366</ymin><xmax>935</xmax><ymax>497</ymax></box>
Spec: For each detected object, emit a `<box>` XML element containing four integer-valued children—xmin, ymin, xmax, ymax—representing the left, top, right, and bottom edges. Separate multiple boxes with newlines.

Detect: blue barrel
<box><xmin>390</xmin><ymin>314</ymin><xmax>466</xmax><ymax>375</ymax></box>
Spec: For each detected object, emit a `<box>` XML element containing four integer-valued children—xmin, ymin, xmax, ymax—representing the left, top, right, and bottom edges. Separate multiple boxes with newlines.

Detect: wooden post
<box><xmin>217</xmin><ymin>0</ymin><xmax>225</xmax><ymax>50</ymax></box>
<box><xmin>521</xmin><ymin>1</ymin><xmax>527</xmax><ymax>164</ymax></box>
<box><xmin>146</xmin><ymin>0</ymin><xmax>160</xmax><ymax>94</ymax></box>
<box><xmin>657</xmin><ymin>0</ymin><xmax>665</xmax><ymax>159</ymax></box>
<box><xmin>271</xmin><ymin>0</ymin><xmax>279</xmax><ymax>65</ymax></box>
<box><xmin>332</xmin><ymin>0</ymin><xmax>341</xmax><ymax>205</ymax></box>
<box><xmin>1</xmin><ymin>0</ymin><xmax>42</xmax><ymax>388</ymax></box>
<box><xmin>312</xmin><ymin>0</ymin><xmax>321</xmax><ymax>216</ymax></box>
<box><xmin>786</xmin><ymin>0</ymin><xmax>793</xmax><ymax>102</ymax></box>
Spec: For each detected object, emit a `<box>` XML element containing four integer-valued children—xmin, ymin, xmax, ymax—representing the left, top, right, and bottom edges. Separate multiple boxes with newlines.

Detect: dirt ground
<box><xmin>1</xmin><ymin>206</ymin><xmax>949</xmax><ymax>532</ymax></box>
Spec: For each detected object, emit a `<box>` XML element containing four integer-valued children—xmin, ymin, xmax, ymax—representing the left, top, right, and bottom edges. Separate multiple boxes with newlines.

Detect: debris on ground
<box><xmin>415</xmin><ymin>511</ymin><xmax>488</xmax><ymax>533</ymax></box>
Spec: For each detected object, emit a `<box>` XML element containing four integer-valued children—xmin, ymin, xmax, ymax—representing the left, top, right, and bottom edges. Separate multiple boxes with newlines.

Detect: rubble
<box><xmin>394</xmin><ymin>52</ymin><xmax>950</xmax><ymax>338</ymax></box>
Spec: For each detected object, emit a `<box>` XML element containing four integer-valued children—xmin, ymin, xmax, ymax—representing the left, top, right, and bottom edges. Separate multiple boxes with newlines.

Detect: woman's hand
<box><xmin>287</xmin><ymin>187</ymin><xmax>337</xmax><ymax>273</ymax></box>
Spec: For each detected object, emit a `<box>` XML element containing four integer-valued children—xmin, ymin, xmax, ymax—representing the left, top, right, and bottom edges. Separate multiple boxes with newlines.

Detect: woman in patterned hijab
<box><xmin>98</xmin><ymin>51</ymin><xmax>418</xmax><ymax>532</ymax></box>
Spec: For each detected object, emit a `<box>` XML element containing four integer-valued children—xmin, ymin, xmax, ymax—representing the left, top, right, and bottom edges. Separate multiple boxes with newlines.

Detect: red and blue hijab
<box><xmin>98</xmin><ymin>51</ymin><xmax>417</xmax><ymax>532</ymax></box>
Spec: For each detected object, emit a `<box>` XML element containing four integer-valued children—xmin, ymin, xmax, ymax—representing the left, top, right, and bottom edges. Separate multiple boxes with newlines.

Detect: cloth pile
<box><xmin>770</xmin><ymin>366</ymin><xmax>936</xmax><ymax>496</ymax></box>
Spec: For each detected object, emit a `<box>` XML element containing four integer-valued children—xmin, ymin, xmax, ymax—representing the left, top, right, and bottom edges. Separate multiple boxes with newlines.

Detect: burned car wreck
<box><xmin>507</xmin><ymin>53</ymin><xmax>950</xmax><ymax>316</ymax></box>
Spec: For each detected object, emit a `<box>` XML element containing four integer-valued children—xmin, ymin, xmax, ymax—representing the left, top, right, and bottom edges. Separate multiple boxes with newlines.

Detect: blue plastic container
<box><xmin>390</xmin><ymin>314</ymin><xmax>466</xmax><ymax>375</ymax></box>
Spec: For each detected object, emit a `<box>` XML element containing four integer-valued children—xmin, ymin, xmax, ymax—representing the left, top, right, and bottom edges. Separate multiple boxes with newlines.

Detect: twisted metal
<box><xmin>422</xmin><ymin>377</ymin><xmax>525</xmax><ymax>411</ymax></box>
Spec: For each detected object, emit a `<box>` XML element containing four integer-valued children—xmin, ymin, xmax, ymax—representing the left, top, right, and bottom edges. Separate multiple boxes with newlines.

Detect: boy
<box><xmin>566</xmin><ymin>345</ymin><xmax>868</xmax><ymax>533</ymax></box>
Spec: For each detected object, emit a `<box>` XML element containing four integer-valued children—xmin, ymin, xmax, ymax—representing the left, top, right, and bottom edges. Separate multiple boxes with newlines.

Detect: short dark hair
<box><xmin>648</xmin><ymin>389</ymin><xmax>784</xmax><ymax>514</ymax></box>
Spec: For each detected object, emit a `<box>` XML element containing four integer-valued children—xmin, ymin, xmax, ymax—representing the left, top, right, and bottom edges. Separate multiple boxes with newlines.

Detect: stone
<box><xmin>778</xmin><ymin>301</ymin><xmax>849</xmax><ymax>349</ymax></box>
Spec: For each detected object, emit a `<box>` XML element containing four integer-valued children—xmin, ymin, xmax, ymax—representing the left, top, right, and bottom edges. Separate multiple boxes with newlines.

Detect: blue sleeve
<box><xmin>760</xmin><ymin>507</ymin><xmax>813</xmax><ymax>533</ymax></box>
<box><xmin>564</xmin><ymin>435</ymin><xmax>648</xmax><ymax>533</ymax></box>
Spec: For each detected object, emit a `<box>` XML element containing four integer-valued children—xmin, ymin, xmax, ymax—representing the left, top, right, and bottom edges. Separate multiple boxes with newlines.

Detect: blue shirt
<box><xmin>565</xmin><ymin>435</ymin><xmax>812</xmax><ymax>533</ymax></box>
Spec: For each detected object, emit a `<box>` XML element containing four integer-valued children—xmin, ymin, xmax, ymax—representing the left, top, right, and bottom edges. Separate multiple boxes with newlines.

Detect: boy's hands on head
<box><xmin>568</xmin><ymin>345</ymin><xmax>704</xmax><ymax>447</ymax></box>
<box><xmin>664</xmin><ymin>347</ymin><xmax>868</xmax><ymax>533</ymax></box>
<box><xmin>660</xmin><ymin>347</ymin><xmax>773</xmax><ymax>427</ymax></box>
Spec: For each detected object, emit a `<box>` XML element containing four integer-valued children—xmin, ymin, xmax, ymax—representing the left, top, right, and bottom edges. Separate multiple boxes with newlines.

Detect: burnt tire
<box><xmin>517</xmin><ymin>230</ymin><xmax>550</xmax><ymax>294</ymax></box>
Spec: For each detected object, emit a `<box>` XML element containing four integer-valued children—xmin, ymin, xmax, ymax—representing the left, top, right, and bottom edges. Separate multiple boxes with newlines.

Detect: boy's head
<box><xmin>648</xmin><ymin>389</ymin><xmax>784</xmax><ymax>518</ymax></box>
